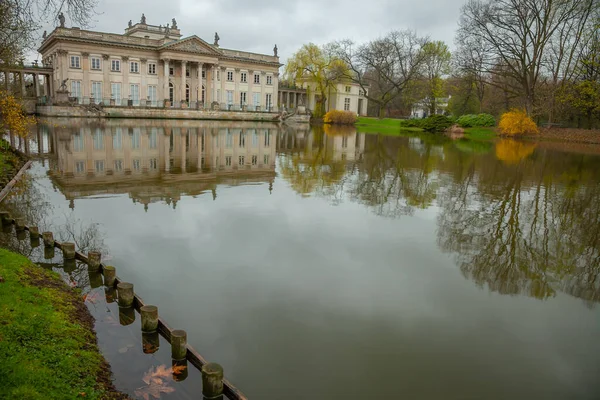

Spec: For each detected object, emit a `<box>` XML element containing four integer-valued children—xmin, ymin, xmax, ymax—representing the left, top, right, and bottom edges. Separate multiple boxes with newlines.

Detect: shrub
<box><xmin>402</xmin><ymin>119</ymin><xmax>423</xmax><ymax>128</ymax></box>
<box><xmin>323</xmin><ymin>110</ymin><xmax>357</xmax><ymax>125</ymax></box>
<box><xmin>420</xmin><ymin>115</ymin><xmax>454</xmax><ymax>132</ymax></box>
<box><xmin>498</xmin><ymin>109</ymin><xmax>539</xmax><ymax>136</ymax></box>
<box><xmin>456</xmin><ymin>113</ymin><xmax>496</xmax><ymax>128</ymax></box>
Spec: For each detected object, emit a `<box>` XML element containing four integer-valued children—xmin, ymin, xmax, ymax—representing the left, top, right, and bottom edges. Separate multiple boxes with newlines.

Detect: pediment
<box><xmin>160</xmin><ymin>36</ymin><xmax>221</xmax><ymax>55</ymax></box>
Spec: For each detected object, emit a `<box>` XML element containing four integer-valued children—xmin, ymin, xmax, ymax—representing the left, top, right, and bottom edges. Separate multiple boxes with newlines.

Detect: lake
<box><xmin>5</xmin><ymin>118</ymin><xmax>600</xmax><ymax>399</ymax></box>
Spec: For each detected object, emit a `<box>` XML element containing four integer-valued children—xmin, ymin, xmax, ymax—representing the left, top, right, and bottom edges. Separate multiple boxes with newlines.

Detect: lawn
<box><xmin>355</xmin><ymin>117</ymin><xmax>424</xmax><ymax>135</ymax></box>
<box><xmin>463</xmin><ymin>127</ymin><xmax>497</xmax><ymax>140</ymax></box>
<box><xmin>0</xmin><ymin>249</ymin><xmax>125</xmax><ymax>399</ymax></box>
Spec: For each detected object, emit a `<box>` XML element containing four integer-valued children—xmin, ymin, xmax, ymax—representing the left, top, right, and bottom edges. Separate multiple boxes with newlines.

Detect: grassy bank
<box><xmin>0</xmin><ymin>249</ymin><xmax>126</xmax><ymax>399</ymax></box>
<box><xmin>463</xmin><ymin>127</ymin><xmax>497</xmax><ymax>140</ymax></box>
<box><xmin>355</xmin><ymin>117</ymin><xmax>423</xmax><ymax>135</ymax></box>
<box><xmin>0</xmin><ymin>140</ymin><xmax>26</xmax><ymax>188</ymax></box>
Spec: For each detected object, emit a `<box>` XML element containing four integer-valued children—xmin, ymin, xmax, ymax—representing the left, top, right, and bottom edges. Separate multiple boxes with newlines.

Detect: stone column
<box><xmin>198</xmin><ymin>63</ymin><xmax>203</xmax><ymax>105</ymax></box>
<box><xmin>286</xmin><ymin>92</ymin><xmax>291</xmax><ymax>109</ymax></box>
<box><xmin>248</xmin><ymin>70</ymin><xmax>254</xmax><ymax>109</ymax></box>
<box><xmin>34</xmin><ymin>73</ymin><xmax>40</xmax><ymax>98</ymax></box>
<box><xmin>189</xmin><ymin>63</ymin><xmax>196</xmax><ymax>103</ymax></box>
<box><xmin>140</xmin><ymin>58</ymin><xmax>147</xmax><ymax>102</ymax></box>
<box><xmin>58</xmin><ymin>50</ymin><xmax>68</xmax><ymax>88</ymax></box>
<box><xmin>163</xmin><ymin>59</ymin><xmax>170</xmax><ymax>103</ymax></box>
<box><xmin>220</xmin><ymin>66</ymin><xmax>225</xmax><ymax>105</ymax></box>
<box><xmin>20</xmin><ymin>72</ymin><xmax>26</xmax><ymax>97</ymax></box>
<box><xmin>212</xmin><ymin>65</ymin><xmax>218</xmax><ymax>103</ymax></box>
<box><xmin>103</xmin><ymin>54</ymin><xmax>110</xmax><ymax>100</ymax></box>
<box><xmin>82</xmin><ymin>52</ymin><xmax>90</xmax><ymax>98</ymax></box>
<box><xmin>181</xmin><ymin>60</ymin><xmax>187</xmax><ymax>104</ymax></box>
<box><xmin>122</xmin><ymin>56</ymin><xmax>129</xmax><ymax>103</ymax></box>
<box><xmin>234</xmin><ymin>68</ymin><xmax>240</xmax><ymax>107</ymax></box>
<box><xmin>260</xmin><ymin>71</ymin><xmax>266</xmax><ymax>110</ymax></box>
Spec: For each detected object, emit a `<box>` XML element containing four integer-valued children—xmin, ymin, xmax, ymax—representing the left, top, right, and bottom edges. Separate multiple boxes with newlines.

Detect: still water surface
<box><xmin>9</xmin><ymin>119</ymin><xmax>600</xmax><ymax>399</ymax></box>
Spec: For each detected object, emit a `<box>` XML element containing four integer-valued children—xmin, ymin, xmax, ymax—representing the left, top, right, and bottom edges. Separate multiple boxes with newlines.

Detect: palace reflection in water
<box><xmin>5</xmin><ymin>119</ymin><xmax>600</xmax><ymax>399</ymax></box>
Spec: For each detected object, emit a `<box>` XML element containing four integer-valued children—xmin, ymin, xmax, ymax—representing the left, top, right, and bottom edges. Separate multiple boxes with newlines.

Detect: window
<box><xmin>226</xmin><ymin>130</ymin><xmax>233</xmax><ymax>148</ymax></box>
<box><xmin>202</xmin><ymin>70</ymin><xmax>206</xmax><ymax>78</ymax></box>
<box><xmin>264</xmin><ymin>154</ymin><xmax>269</xmax><ymax>165</ymax></box>
<box><xmin>130</xmin><ymin>84</ymin><xmax>140</xmax><ymax>105</ymax></box>
<box><xmin>148</xmin><ymin>85</ymin><xmax>157</xmax><ymax>103</ymax></box>
<box><xmin>225</xmin><ymin>156</ymin><xmax>232</xmax><ymax>166</ymax></box>
<box><xmin>266</xmin><ymin>75</ymin><xmax>272</xmax><ymax>85</ymax></box>
<box><xmin>111</xmin><ymin>82</ymin><xmax>121</xmax><ymax>104</ymax></box>
<box><xmin>344</xmin><ymin>97</ymin><xmax>351</xmax><ymax>111</ymax></box>
<box><xmin>91</xmin><ymin>57</ymin><xmax>101</xmax><ymax>70</ymax></box>
<box><xmin>254</xmin><ymin>74</ymin><xmax>260</xmax><ymax>84</ymax></box>
<box><xmin>359</xmin><ymin>90</ymin><xmax>364</xmax><ymax>96</ymax></box>
<box><xmin>240</xmin><ymin>92</ymin><xmax>247</xmax><ymax>105</ymax></box>
<box><xmin>95</xmin><ymin>160</ymin><xmax>104</xmax><ymax>173</ymax></box>
<box><xmin>227</xmin><ymin>71</ymin><xmax>233</xmax><ymax>81</ymax></box>
<box><xmin>114</xmin><ymin>160</ymin><xmax>123</xmax><ymax>172</ymax></box>
<box><xmin>91</xmin><ymin>82</ymin><xmax>102</xmax><ymax>103</ymax></box>
<box><xmin>111</xmin><ymin>59</ymin><xmax>120</xmax><ymax>71</ymax></box>
<box><xmin>240</xmin><ymin>72</ymin><xmax>247</xmax><ymax>83</ymax></box>
<box><xmin>252</xmin><ymin>130</ymin><xmax>258</xmax><ymax>147</ymax></box>
<box><xmin>93</xmin><ymin>129</ymin><xmax>104</xmax><ymax>150</ymax></box>
<box><xmin>70</xmin><ymin>55</ymin><xmax>80</xmax><ymax>68</ymax></box>
<box><xmin>186</xmin><ymin>68</ymin><xmax>190</xmax><ymax>77</ymax></box>
<box><xmin>131</xmin><ymin>128</ymin><xmax>140</xmax><ymax>149</ymax></box>
<box><xmin>70</xmin><ymin>80</ymin><xmax>81</xmax><ymax>101</ymax></box>
<box><xmin>226</xmin><ymin>90</ymin><xmax>233</xmax><ymax>106</ymax></box>
<box><xmin>217</xmin><ymin>70</ymin><xmax>220</xmax><ymax>81</ymax></box>
<box><xmin>133</xmin><ymin>159</ymin><xmax>141</xmax><ymax>171</ymax></box>
<box><xmin>75</xmin><ymin>161</ymin><xmax>85</xmax><ymax>174</ymax></box>
<box><xmin>169</xmin><ymin>67</ymin><xmax>174</xmax><ymax>76</ymax></box>
<box><xmin>148</xmin><ymin>63</ymin><xmax>156</xmax><ymax>74</ymax></box>
<box><xmin>252</xmin><ymin>155</ymin><xmax>257</xmax><ymax>165</ymax></box>
<box><xmin>149</xmin><ymin>159</ymin><xmax>158</xmax><ymax>170</ymax></box>
<box><xmin>149</xmin><ymin>129</ymin><xmax>157</xmax><ymax>149</ymax></box>
<box><xmin>264</xmin><ymin>131</ymin><xmax>270</xmax><ymax>146</ymax></box>
<box><xmin>342</xmin><ymin>136</ymin><xmax>348</xmax><ymax>148</ymax></box>
<box><xmin>253</xmin><ymin>92</ymin><xmax>260</xmax><ymax>107</ymax></box>
<box><xmin>113</xmin><ymin>128</ymin><xmax>122</xmax><ymax>149</ymax></box>
<box><xmin>238</xmin><ymin>155</ymin><xmax>245</xmax><ymax>166</ymax></box>
<box><xmin>265</xmin><ymin>93</ymin><xmax>272</xmax><ymax>109</ymax></box>
<box><xmin>73</xmin><ymin>131</ymin><xmax>84</xmax><ymax>152</ymax></box>
<box><xmin>345</xmin><ymin>86</ymin><xmax>351</xmax><ymax>93</ymax></box>
<box><xmin>130</xmin><ymin>61</ymin><xmax>139</xmax><ymax>73</ymax></box>
<box><xmin>239</xmin><ymin>132</ymin><xmax>245</xmax><ymax>148</ymax></box>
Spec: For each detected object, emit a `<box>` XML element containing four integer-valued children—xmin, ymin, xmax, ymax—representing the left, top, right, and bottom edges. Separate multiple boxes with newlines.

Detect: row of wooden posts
<box><xmin>0</xmin><ymin>210</ymin><xmax>246</xmax><ymax>400</ymax></box>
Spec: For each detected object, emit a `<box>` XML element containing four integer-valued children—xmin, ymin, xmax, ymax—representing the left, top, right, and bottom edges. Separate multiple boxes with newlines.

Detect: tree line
<box><xmin>285</xmin><ymin>0</ymin><xmax>600</xmax><ymax>128</ymax></box>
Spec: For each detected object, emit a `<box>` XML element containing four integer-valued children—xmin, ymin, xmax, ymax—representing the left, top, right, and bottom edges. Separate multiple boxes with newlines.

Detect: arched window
<box><xmin>168</xmin><ymin>82</ymin><xmax>174</xmax><ymax>104</ymax></box>
<box><xmin>186</xmin><ymin>84</ymin><xmax>190</xmax><ymax>103</ymax></box>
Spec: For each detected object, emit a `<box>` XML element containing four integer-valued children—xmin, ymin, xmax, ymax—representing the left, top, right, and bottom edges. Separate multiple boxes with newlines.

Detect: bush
<box><xmin>456</xmin><ymin>113</ymin><xmax>496</xmax><ymax>128</ymax></box>
<box><xmin>420</xmin><ymin>115</ymin><xmax>454</xmax><ymax>132</ymax></box>
<box><xmin>323</xmin><ymin>110</ymin><xmax>357</xmax><ymax>125</ymax></box>
<box><xmin>498</xmin><ymin>109</ymin><xmax>539</xmax><ymax>136</ymax></box>
<box><xmin>402</xmin><ymin>119</ymin><xmax>423</xmax><ymax>128</ymax></box>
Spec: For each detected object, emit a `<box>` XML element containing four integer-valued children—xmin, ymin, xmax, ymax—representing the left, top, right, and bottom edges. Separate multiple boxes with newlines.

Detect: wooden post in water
<box><xmin>116</xmin><ymin>282</ymin><xmax>134</xmax><ymax>307</ymax></box>
<box><xmin>88</xmin><ymin>251</ymin><xmax>101</xmax><ymax>271</ymax></box>
<box><xmin>103</xmin><ymin>266</ymin><xmax>116</xmax><ymax>287</ymax></box>
<box><xmin>201</xmin><ymin>362</ymin><xmax>224</xmax><ymax>399</ymax></box>
<box><xmin>44</xmin><ymin>246</ymin><xmax>55</xmax><ymax>260</ymax></box>
<box><xmin>29</xmin><ymin>226</ymin><xmax>39</xmax><ymax>239</ymax></box>
<box><xmin>62</xmin><ymin>242</ymin><xmax>76</xmax><ymax>259</ymax></box>
<box><xmin>140</xmin><ymin>305</ymin><xmax>158</xmax><ymax>332</ymax></box>
<box><xmin>42</xmin><ymin>232</ymin><xmax>54</xmax><ymax>247</ymax></box>
<box><xmin>171</xmin><ymin>329</ymin><xmax>187</xmax><ymax>360</ymax></box>
<box><xmin>15</xmin><ymin>218</ymin><xmax>25</xmax><ymax>231</ymax></box>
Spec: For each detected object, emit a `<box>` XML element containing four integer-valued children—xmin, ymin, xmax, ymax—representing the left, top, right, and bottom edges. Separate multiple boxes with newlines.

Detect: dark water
<box><xmin>3</xmin><ymin>119</ymin><xmax>600</xmax><ymax>399</ymax></box>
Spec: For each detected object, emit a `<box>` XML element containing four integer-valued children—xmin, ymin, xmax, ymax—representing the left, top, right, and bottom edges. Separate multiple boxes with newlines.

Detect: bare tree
<box><xmin>456</xmin><ymin>0</ymin><xmax>597</xmax><ymax>116</ymax></box>
<box><xmin>334</xmin><ymin>30</ymin><xmax>428</xmax><ymax>118</ymax></box>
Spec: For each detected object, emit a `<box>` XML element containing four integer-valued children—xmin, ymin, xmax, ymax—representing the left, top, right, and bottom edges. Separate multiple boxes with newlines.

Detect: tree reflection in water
<box><xmin>280</xmin><ymin>126</ymin><xmax>600</xmax><ymax>305</ymax></box>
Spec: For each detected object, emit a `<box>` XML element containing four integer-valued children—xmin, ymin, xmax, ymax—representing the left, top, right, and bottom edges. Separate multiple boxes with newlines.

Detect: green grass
<box><xmin>356</xmin><ymin>117</ymin><xmax>424</xmax><ymax>135</ymax></box>
<box><xmin>463</xmin><ymin>127</ymin><xmax>497</xmax><ymax>140</ymax></box>
<box><xmin>0</xmin><ymin>249</ymin><xmax>112</xmax><ymax>399</ymax></box>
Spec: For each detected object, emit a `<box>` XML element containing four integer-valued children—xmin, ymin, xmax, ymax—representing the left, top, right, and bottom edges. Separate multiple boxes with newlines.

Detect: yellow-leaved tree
<box><xmin>285</xmin><ymin>43</ymin><xmax>349</xmax><ymax>118</ymax></box>
<box><xmin>0</xmin><ymin>90</ymin><xmax>36</xmax><ymax>145</ymax></box>
<box><xmin>498</xmin><ymin>109</ymin><xmax>539</xmax><ymax>136</ymax></box>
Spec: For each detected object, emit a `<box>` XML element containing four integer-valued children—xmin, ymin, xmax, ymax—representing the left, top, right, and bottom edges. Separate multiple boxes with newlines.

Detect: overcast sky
<box><xmin>38</xmin><ymin>0</ymin><xmax>465</xmax><ymax>66</ymax></box>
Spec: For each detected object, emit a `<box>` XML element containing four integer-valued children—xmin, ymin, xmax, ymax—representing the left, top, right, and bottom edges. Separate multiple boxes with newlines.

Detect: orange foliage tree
<box><xmin>0</xmin><ymin>89</ymin><xmax>36</xmax><ymax>142</ymax></box>
<box><xmin>498</xmin><ymin>109</ymin><xmax>539</xmax><ymax>136</ymax></box>
<box><xmin>495</xmin><ymin>139</ymin><xmax>537</xmax><ymax>164</ymax></box>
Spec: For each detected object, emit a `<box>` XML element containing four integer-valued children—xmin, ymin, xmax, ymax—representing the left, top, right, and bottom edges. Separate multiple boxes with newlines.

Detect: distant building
<box><xmin>411</xmin><ymin>96</ymin><xmax>451</xmax><ymax>118</ymax></box>
<box><xmin>38</xmin><ymin>15</ymin><xmax>280</xmax><ymax>110</ymax></box>
<box><xmin>279</xmin><ymin>79</ymin><xmax>368</xmax><ymax>116</ymax></box>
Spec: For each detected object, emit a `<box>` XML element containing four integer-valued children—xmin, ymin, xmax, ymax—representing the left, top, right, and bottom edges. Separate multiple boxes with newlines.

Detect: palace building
<box><xmin>38</xmin><ymin>15</ymin><xmax>281</xmax><ymax>111</ymax></box>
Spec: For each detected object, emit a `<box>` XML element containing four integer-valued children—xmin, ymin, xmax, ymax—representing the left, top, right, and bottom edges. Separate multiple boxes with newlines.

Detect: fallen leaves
<box><xmin>134</xmin><ymin>364</ymin><xmax>177</xmax><ymax>400</ymax></box>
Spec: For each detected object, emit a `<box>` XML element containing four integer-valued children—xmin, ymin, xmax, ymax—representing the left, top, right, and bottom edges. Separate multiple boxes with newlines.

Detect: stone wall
<box><xmin>36</xmin><ymin>105</ymin><xmax>284</xmax><ymax>122</ymax></box>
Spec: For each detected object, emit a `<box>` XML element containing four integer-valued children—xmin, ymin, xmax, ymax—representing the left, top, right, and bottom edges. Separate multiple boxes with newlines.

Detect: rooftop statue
<box><xmin>214</xmin><ymin>32</ymin><xmax>220</xmax><ymax>46</ymax></box>
<box><xmin>274</xmin><ymin>44</ymin><xmax>278</xmax><ymax>57</ymax></box>
<box><xmin>141</xmin><ymin>13</ymin><xmax>146</xmax><ymax>24</ymax></box>
<box><xmin>172</xmin><ymin>18</ymin><xmax>178</xmax><ymax>29</ymax></box>
<box><xmin>58</xmin><ymin>12</ymin><xmax>65</xmax><ymax>27</ymax></box>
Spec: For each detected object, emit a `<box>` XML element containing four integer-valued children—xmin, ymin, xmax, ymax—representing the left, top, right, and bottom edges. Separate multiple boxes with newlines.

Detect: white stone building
<box><xmin>301</xmin><ymin>81</ymin><xmax>368</xmax><ymax>115</ymax></box>
<box><xmin>39</xmin><ymin>15</ymin><xmax>281</xmax><ymax>111</ymax></box>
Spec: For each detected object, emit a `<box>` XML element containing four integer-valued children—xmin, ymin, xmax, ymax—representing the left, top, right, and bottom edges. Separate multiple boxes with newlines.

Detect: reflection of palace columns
<box><xmin>164</xmin><ymin>129</ymin><xmax>170</xmax><ymax>172</ymax></box>
<box><xmin>181</xmin><ymin>129</ymin><xmax>187</xmax><ymax>172</ymax></box>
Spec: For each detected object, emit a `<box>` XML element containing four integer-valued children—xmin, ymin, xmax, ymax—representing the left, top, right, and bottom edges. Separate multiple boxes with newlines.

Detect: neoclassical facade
<box><xmin>38</xmin><ymin>16</ymin><xmax>281</xmax><ymax>110</ymax></box>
